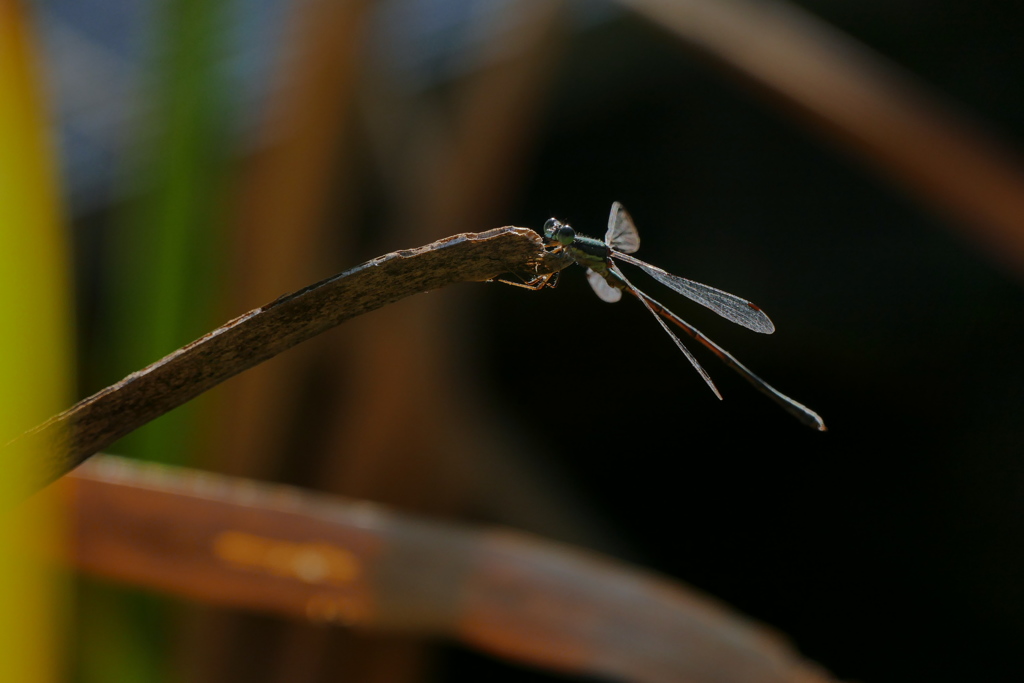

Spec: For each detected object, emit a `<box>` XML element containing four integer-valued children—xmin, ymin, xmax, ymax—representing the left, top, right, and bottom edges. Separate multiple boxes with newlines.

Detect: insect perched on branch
<box><xmin>503</xmin><ymin>202</ymin><xmax>826</xmax><ymax>431</ymax></box>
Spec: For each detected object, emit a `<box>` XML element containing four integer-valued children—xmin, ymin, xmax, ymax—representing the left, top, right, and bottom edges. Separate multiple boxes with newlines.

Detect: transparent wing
<box><xmin>613</xmin><ymin>252</ymin><xmax>775</xmax><ymax>334</ymax></box>
<box><xmin>586</xmin><ymin>268</ymin><xmax>622</xmax><ymax>303</ymax></box>
<box><xmin>605</xmin><ymin>202</ymin><xmax>641</xmax><ymax>254</ymax></box>
<box><xmin>608</xmin><ymin>264</ymin><xmax>721</xmax><ymax>399</ymax></box>
<box><xmin>630</xmin><ymin>286</ymin><xmax>826</xmax><ymax>431</ymax></box>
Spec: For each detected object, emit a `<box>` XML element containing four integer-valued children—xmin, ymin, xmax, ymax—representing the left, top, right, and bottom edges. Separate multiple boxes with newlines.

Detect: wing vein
<box><xmin>614</xmin><ymin>252</ymin><xmax>775</xmax><ymax>334</ymax></box>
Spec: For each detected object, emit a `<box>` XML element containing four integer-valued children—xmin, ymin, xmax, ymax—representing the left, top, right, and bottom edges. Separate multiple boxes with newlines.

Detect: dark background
<box><xmin>473</xmin><ymin>6</ymin><xmax>1024</xmax><ymax>682</ymax></box>
<box><xmin>44</xmin><ymin>0</ymin><xmax>1024</xmax><ymax>681</ymax></box>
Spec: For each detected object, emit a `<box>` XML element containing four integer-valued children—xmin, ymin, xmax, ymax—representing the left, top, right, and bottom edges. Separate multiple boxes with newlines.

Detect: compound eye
<box><xmin>554</xmin><ymin>225</ymin><xmax>575</xmax><ymax>245</ymax></box>
<box><xmin>543</xmin><ymin>218</ymin><xmax>561</xmax><ymax>236</ymax></box>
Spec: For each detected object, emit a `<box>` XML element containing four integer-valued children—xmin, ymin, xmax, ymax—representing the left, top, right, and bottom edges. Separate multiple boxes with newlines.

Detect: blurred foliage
<box><xmin>0</xmin><ymin>1</ymin><xmax>73</xmax><ymax>681</ymax></box>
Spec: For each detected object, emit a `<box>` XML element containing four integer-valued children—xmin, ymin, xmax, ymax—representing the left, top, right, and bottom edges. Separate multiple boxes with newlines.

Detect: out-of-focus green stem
<box><xmin>85</xmin><ymin>2</ymin><xmax>234</xmax><ymax>683</ymax></box>
<box><xmin>106</xmin><ymin>0</ymin><xmax>232</xmax><ymax>468</ymax></box>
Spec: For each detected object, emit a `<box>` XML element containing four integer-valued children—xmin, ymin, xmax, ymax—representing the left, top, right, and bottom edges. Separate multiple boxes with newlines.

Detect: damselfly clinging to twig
<box><xmin>504</xmin><ymin>202</ymin><xmax>826</xmax><ymax>431</ymax></box>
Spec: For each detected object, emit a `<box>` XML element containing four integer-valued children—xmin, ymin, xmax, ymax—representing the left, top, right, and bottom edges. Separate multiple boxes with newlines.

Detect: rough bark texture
<box><xmin>16</xmin><ymin>227</ymin><xmax>567</xmax><ymax>488</ymax></box>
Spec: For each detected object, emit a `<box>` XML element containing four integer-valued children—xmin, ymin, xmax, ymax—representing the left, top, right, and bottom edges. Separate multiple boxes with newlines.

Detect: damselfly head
<box><xmin>543</xmin><ymin>218</ymin><xmax>576</xmax><ymax>246</ymax></box>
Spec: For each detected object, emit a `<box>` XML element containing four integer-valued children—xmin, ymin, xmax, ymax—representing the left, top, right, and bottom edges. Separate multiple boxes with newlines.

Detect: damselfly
<box><xmin>507</xmin><ymin>202</ymin><xmax>825</xmax><ymax>430</ymax></box>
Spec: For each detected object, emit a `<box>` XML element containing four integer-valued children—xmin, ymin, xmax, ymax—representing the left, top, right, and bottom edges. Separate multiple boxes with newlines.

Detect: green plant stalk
<box><xmin>83</xmin><ymin>1</ymin><xmax>234</xmax><ymax>683</ymax></box>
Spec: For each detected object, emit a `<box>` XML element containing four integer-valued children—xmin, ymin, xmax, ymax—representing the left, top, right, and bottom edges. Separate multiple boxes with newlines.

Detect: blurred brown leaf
<box><xmin>38</xmin><ymin>454</ymin><xmax>837</xmax><ymax>683</ymax></box>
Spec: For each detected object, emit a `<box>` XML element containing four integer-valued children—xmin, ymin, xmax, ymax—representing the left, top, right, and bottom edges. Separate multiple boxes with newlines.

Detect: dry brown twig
<box><xmin>12</xmin><ymin>228</ymin><xmax>568</xmax><ymax>490</ymax></box>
